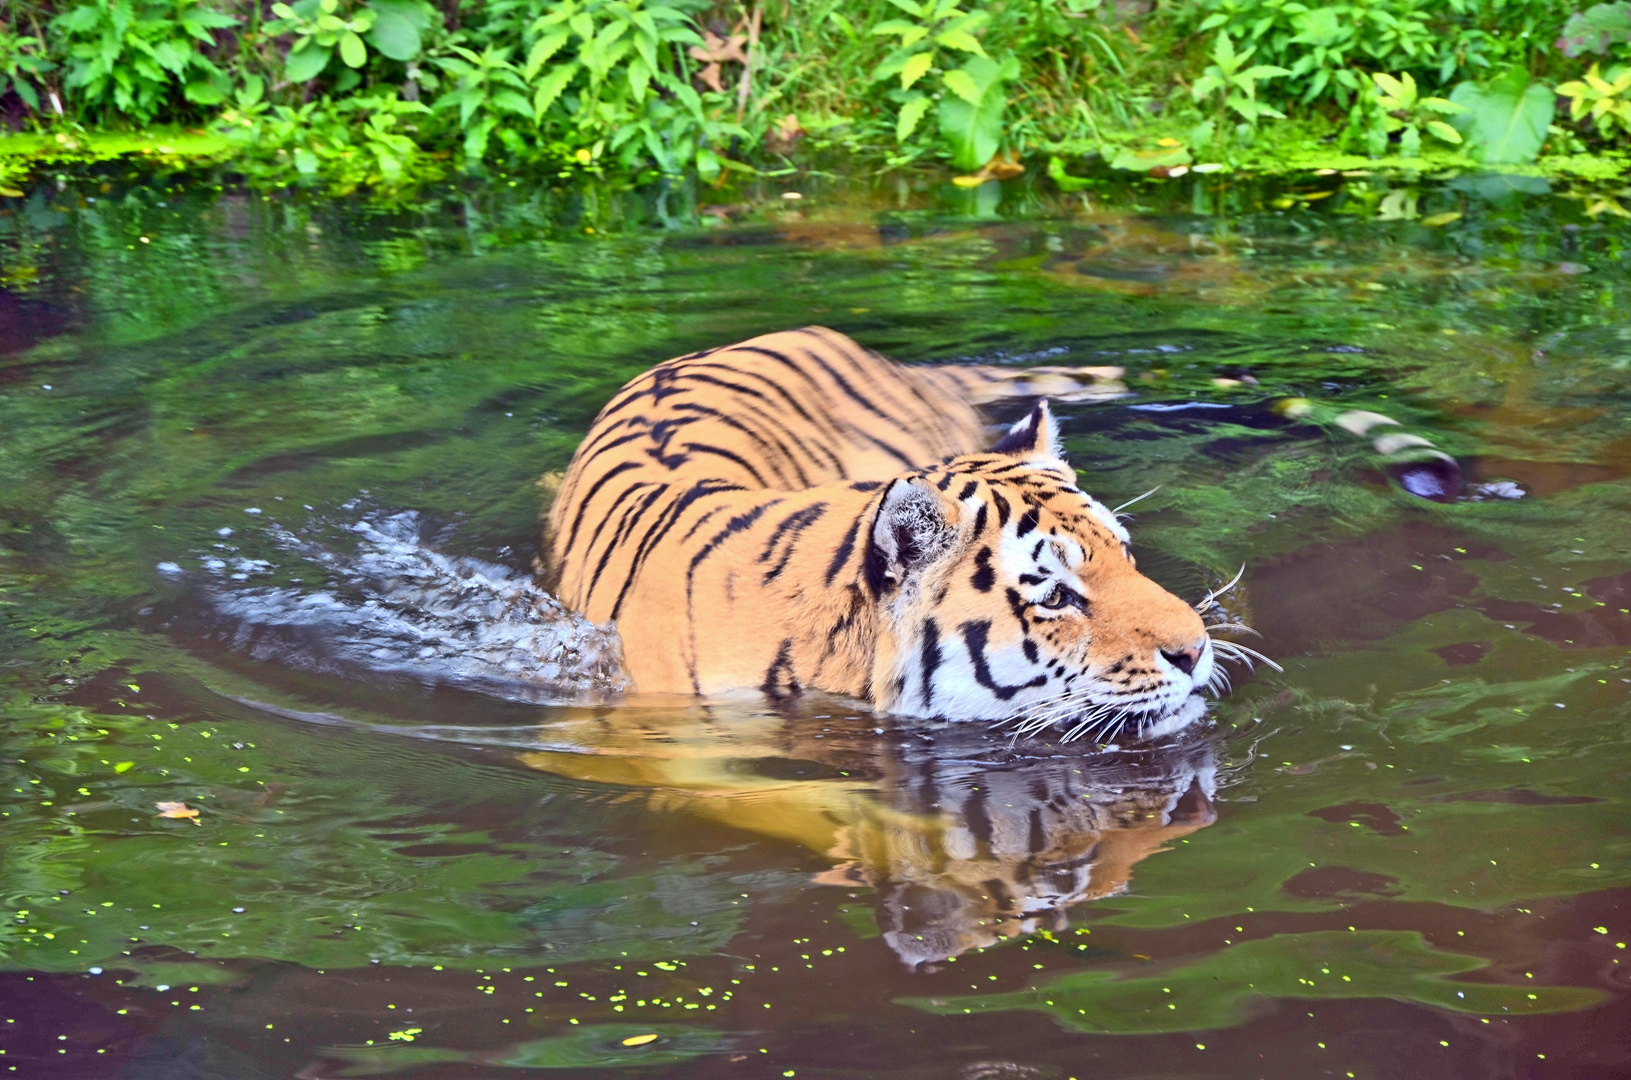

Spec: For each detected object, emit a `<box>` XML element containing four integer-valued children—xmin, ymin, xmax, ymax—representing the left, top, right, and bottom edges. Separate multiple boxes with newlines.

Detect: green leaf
<box><xmin>1425</xmin><ymin>119</ymin><xmax>1462</xmax><ymax>144</ymax></box>
<box><xmin>293</xmin><ymin>147</ymin><xmax>319</xmax><ymax>174</ymax></box>
<box><xmin>1371</xmin><ymin>71</ymin><xmax>1409</xmax><ymax>105</ymax></box>
<box><xmin>491</xmin><ymin>89</ymin><xmax>532</xmax><ymax>117</ymax></box>
<box><xmin>1107</xmin><ymin>143</ymin><xmax>1191</xmax><ymax>171</ymax></box>
<box><xmin>339</xmin><ymin>29</ymin><xmax>368</xmax><ymax>68</ymax></box>
<box><xmin>283</xmin><ymin>41</ymin><xmax>332</xmax><ymax>82</ymax></box>
<box><xmin>1559</xmin><ymin>1</ymin><xmax>1631</xmax><ymax>58</ymax></box>
<box><xmin>938</xmin><ymin>56</ymin><xmax>1007</xmax><ymax>169</ymax></box>
<box><xmin>936</xmin><ymin>28</ymin><xmax>985</xmax><ymax>55</ymax></box>
<box><xmin>897</xmin><ymin>93</ymin><xmax>931</xmax><ymax>141</ymax></box>
<box><xmin>524</xmin><ymin>29</ymin><xmax>571</xmax><ymax>78</ymax></box>
<box><xmin>1047</xmin><ymin>154</ymin><xmax>1092</xmax><ymax>191</ymax></box>
<box><xmin>942</xmin><ymin>68</ymin><xmax>981</xmax><ymax>105</ymax></box>
<box><xmin>364</xmin><ymin>4</ymin><xmax>421</xmax><ymax>61</ymax></box>
<box><xmin>1449</xmin><ymin>67</ymin><xmax>1555</xmax><ymax>165</ymax></box>
<box><xmin>900</xmin><ymin>51</ymin><xmax>932</xmax><ymax>91</ymax></box>
<box><xmin>627</xmin><ymin>56</ymin><xmax>650</xmax><ymax>101</ymax></box>
<box><xmin>184</xmin><ymin>80</ymin><xmax>225</xmax><ymax>105</ymax></box>
<box><xmin>695</xmin><ymin>146</ymin><xmax>721</xmax><ymax>183</ymax></box>
<box><xmin>531</xmin><ymin>62</ymin><xmax>576</xmax><ymax>119</ymax></box>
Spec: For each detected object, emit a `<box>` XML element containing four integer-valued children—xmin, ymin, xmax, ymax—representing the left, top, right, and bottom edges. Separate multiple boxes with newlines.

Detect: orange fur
<box><xmin>547</xmin><ymin>327</ymin><xmax>1212</xmax><ymax>729</ymax></box>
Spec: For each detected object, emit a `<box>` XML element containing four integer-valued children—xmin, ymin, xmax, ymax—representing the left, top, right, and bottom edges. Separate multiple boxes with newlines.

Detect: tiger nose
<box><xmin>1161</xmin><ymin>640</ymin><xmax>1206</xmax><ymax>676</ymax></box>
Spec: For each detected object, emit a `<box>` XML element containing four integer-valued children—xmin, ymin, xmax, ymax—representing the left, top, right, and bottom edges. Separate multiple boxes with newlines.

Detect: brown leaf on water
<box><xmin>155</xmin><ymin>800</ymin><xmax>201</xmax><ymax>824</ymax></box>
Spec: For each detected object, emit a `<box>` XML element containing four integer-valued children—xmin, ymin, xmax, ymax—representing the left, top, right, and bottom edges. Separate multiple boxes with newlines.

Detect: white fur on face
<box><xmin>889</xmin><ymin>487</ymin><xmax>1207</xmax><ymax>739</ymax></box>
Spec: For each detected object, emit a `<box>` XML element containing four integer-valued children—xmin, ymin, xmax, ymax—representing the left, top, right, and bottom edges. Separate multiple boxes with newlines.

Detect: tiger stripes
<box><xmin>546</xmin><ymin>326</ymin><xmax>1220</xmax><ymax>733</ymax></box>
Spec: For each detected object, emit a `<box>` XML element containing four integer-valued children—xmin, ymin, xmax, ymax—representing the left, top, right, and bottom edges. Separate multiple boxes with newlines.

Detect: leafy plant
<box><xmin>219</xmin><ymin>76</ymin><xmax>438</xmax><ymax>193</ymax></box>
<box><xmin>1190</xmin><ymin>31</ymin><xmax>1289</xmax><ymax>150</ymax></box>
<box><xmin>1367</xmin><ymin>70</ymin><xmax>1464</xmax><ymax>157</ymax></box>
<box><xmin>1557</xmin><ymin>62</ymin><xmax>1631</xmax><ymax>139</ymax></box>
<box><xmin>431</xmin><ymin>43</ymin><xmax>531</xmax><ymax>160</ymax></box>
<box><xmin>267</xmin><ymin>0</ymin><xmax>430</xmax><ymax>86</ymax></box>
<box><xmin>50</xmin><ymin>0</ymin><xmax>237</xmax><ymax>121</ymax></box>
<box><xmin>0</xmin><ymin>25</ymin><xmax>56</xmax><ymax>114</ymax></box>
<box><xmin>937</xmin><ymin>51</ymin><xmax>1017</xmax><ymax>169</ymax></box>
<box><xmin>867</xmin><ymin>0</ymin><xmax>1000</xmax><ymax>148</ymax></box>
<box><xmin>1448</xmin><ymin>65</ymin><xmax>1555</xmax><ymax>164</ymax></box>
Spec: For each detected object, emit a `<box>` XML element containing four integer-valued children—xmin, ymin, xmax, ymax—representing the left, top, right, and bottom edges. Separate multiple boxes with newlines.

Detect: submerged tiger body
<box><xmin>548</xmin><ymin>326</ymin><xmax>1220</xmax><ymax>736</ymax></box>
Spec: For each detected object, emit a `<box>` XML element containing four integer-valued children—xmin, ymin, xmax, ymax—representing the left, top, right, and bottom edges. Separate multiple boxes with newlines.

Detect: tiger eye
<box><xmin>1040</xmin><ymin>584</ymin><xmax>1069</xmax><ymax>609</ymax></box>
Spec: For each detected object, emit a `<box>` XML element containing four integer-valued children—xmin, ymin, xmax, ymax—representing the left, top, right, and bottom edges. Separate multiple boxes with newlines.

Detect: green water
<box><xmin>1</xmin><ymin>174</ymin><xmax>1629</xmax><ymax>1079</ymax></box>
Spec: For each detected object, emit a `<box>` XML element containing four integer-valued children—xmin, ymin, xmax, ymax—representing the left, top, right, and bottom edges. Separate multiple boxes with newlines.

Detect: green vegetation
<box><xmin>2</xmin><ymin>0</ymin><xmax>1631</xmax><ymax>194</ymax></box>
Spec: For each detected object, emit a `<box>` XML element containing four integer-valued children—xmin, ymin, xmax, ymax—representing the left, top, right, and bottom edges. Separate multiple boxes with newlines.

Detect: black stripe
<box><xmin>687</xmin><ymin>499</ymin><xmax>783</xmax><ymax>603</ymax></box>
<box><xmin>678</xmin><ymin>442</ymin><xmax>771</xmax><ymax>487</ymax></box>
<box><xmin>760</xmin><ymin>637</ymin><xmax>798</xmax><ymax>697</ymax></box>
<box><xmin>919</xmin><ymin>617</ymin><xmax>942</xmax><ymax>710</ymax></box>
<box><xmin>826</xmin><ymin>511</ymin><xmax>866</xmax><ymax>587</ymax></box>
<box><xmin>971</xmin><ymin>502</ymin><xmax>989</xmax><ymax>538</ymax></box>
<box><xmin>609</xmin><ymin>480</ymin><xmax>744</xmax><ymax>619</ymax></box>
<box><xmin>1016</xmin><ymin>505</ymin><xmax>1041</xmax><ymax>538</ymax></box>
<box><xmin>960</xmin><ymin>619</ymin><xmax>1049</xmax><ymax>701</ymax></box>
<box><xmin>585</xmin><ymin>484</ymin><xmax>668</xmax><ymax>600</ymax></box>
<box><xmin>971</xmin><ymin>547</ymin><xmax>995</xmax><ymax>592</ymax></box>
<box><xmin>759</xmin><ymin>502</ymin><xmax>829</xmax><ymax>583</ymax></box>
<box><xmin>559</xmin><ymin>459</ymin><xmax>641</xmax><ymax>557</ymax></box>
<box><xmin>993</xmin><ymin>491</ymin><xmax>1012</xmax><ymax>526</ymax></box>
<box><xmin>671</xmin><ymin>402</ymin><xmax>801</xmax><ymax>487</ymax></box>
<box><xmin>578</xmin><ymin>479</ymin><xmax>657</xmax><ymax>571</ymax></box>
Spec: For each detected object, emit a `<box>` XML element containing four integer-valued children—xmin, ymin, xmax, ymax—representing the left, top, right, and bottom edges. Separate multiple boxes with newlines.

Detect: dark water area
<box><xmin>1</xmin><ymin>174</ymin><xmax>1629</xmax><ymax>1079</ymax></box>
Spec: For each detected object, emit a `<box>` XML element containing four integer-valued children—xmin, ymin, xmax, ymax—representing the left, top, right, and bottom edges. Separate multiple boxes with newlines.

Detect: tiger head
<box><xmin>865</xmin><ymin>399</ymin><xmax>1215</xmax><ymax>740</ymax></box>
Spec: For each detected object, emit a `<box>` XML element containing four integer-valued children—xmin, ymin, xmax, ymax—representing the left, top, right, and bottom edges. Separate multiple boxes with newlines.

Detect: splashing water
<box><xmin>173</xmin><ymin>509</ymin><xmax>630</xmax><ymax>701</ymax></box>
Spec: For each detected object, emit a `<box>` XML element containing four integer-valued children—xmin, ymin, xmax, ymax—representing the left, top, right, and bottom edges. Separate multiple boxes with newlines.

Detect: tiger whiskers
<box><xmin>1002</xmin><ymin>692</ymin><xmax>1159</xmax><ymax>745</ymax></box>
<box><xmin>1193</xmin><ymin>565</ymin><xmax>1283</xmax><ymax>685</ymax></box>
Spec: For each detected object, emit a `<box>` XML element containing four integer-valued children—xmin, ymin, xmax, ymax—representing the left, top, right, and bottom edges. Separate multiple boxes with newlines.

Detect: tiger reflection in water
<box><xmin>517</xmin><ymin>702</ymin><xmax>1216</xmax><ymax>968</ymax></box>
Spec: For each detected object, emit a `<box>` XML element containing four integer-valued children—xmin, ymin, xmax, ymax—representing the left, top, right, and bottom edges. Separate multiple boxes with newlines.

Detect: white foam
<box><xmin>198</xmin><ymin>510</ymin><xmax>629</xmax><ymax>702</ymax></box>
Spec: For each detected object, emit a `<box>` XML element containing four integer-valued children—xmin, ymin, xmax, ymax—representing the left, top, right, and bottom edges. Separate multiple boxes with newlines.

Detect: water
<box><xmin>1</xmin><ymin>174</ymin><xmax>1629</xmax><ymax>1078</ymax></box>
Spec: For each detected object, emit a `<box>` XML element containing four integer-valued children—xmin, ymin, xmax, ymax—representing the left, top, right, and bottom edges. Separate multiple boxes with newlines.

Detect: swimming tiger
<box><xmin>546</xmin><ymin>326</ymin><xmax>1457</xmax><ymax>739</ymax></box>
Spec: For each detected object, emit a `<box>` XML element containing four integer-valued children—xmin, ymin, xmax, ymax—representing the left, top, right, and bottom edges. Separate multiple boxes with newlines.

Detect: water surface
<box><xmin>1</xmin><ymin>176</ymin><xmax>1629</xmax><ymax>1078</ymax></box>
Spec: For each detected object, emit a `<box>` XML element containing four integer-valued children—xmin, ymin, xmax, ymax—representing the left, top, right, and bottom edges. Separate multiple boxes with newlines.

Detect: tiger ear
<box><xmin>991</xmin><ymin>399</ymin><xmax>1064</xmax><ymax>460</ymax></box>
<box><xmin>865</xmin><ymin>478</ymin><xmax>954</xmax><ymax>594</ymax></box>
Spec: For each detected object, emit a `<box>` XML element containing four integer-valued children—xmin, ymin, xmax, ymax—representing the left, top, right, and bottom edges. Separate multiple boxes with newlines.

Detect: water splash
<box><xmin>170</xmin><ymin>508</ymin><xmax>630</xmax><ymax>702</ymax></box>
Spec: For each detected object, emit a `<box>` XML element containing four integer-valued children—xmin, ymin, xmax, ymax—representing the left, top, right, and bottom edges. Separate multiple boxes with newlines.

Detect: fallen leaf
<box><xmin>621</xmin><ymin>1034</ymin><xmax>660</xmax><ymax>1047</ymax></box>
<box><xmin>689</xmin><ymin>30</ymin><xmax>747</xmax><ymax>93</ymax></box>
<box><xmin>1421</xmin><ymin>210</ymin><xmax>1462</xmax><ymax>226</ymax></box>
<box><xmin>155</xmin><ymin>800</ymin><xmax>201</xmax><ymax>824</ymax></box>
<box><xmin>953</xmin><ymin>152</ymin><xmax>1026</xmax><ymax>187</ymax></box>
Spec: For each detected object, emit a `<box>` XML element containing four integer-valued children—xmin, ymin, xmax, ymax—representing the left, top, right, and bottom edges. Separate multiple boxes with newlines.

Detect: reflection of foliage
<box><xmin>903</xmin><ymin>931</ymin><xmax>1604</xmax><ymax>1032</ymax></box>
<box><xmin>0</xmin><ymin>689</ymin><xmax>751</xmax><ymax>972</ymax></box>
<box><xmin>323</xmin><ymin>1023</ymin><xmax>734</xmax><ymax>1074</ymax></box>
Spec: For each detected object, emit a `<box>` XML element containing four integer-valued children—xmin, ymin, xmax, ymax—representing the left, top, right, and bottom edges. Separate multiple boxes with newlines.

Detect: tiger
<box><xmin>546</xmin><ymin>326</ymin><xmax>1458</xmax><ymax>739</ymax></box>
